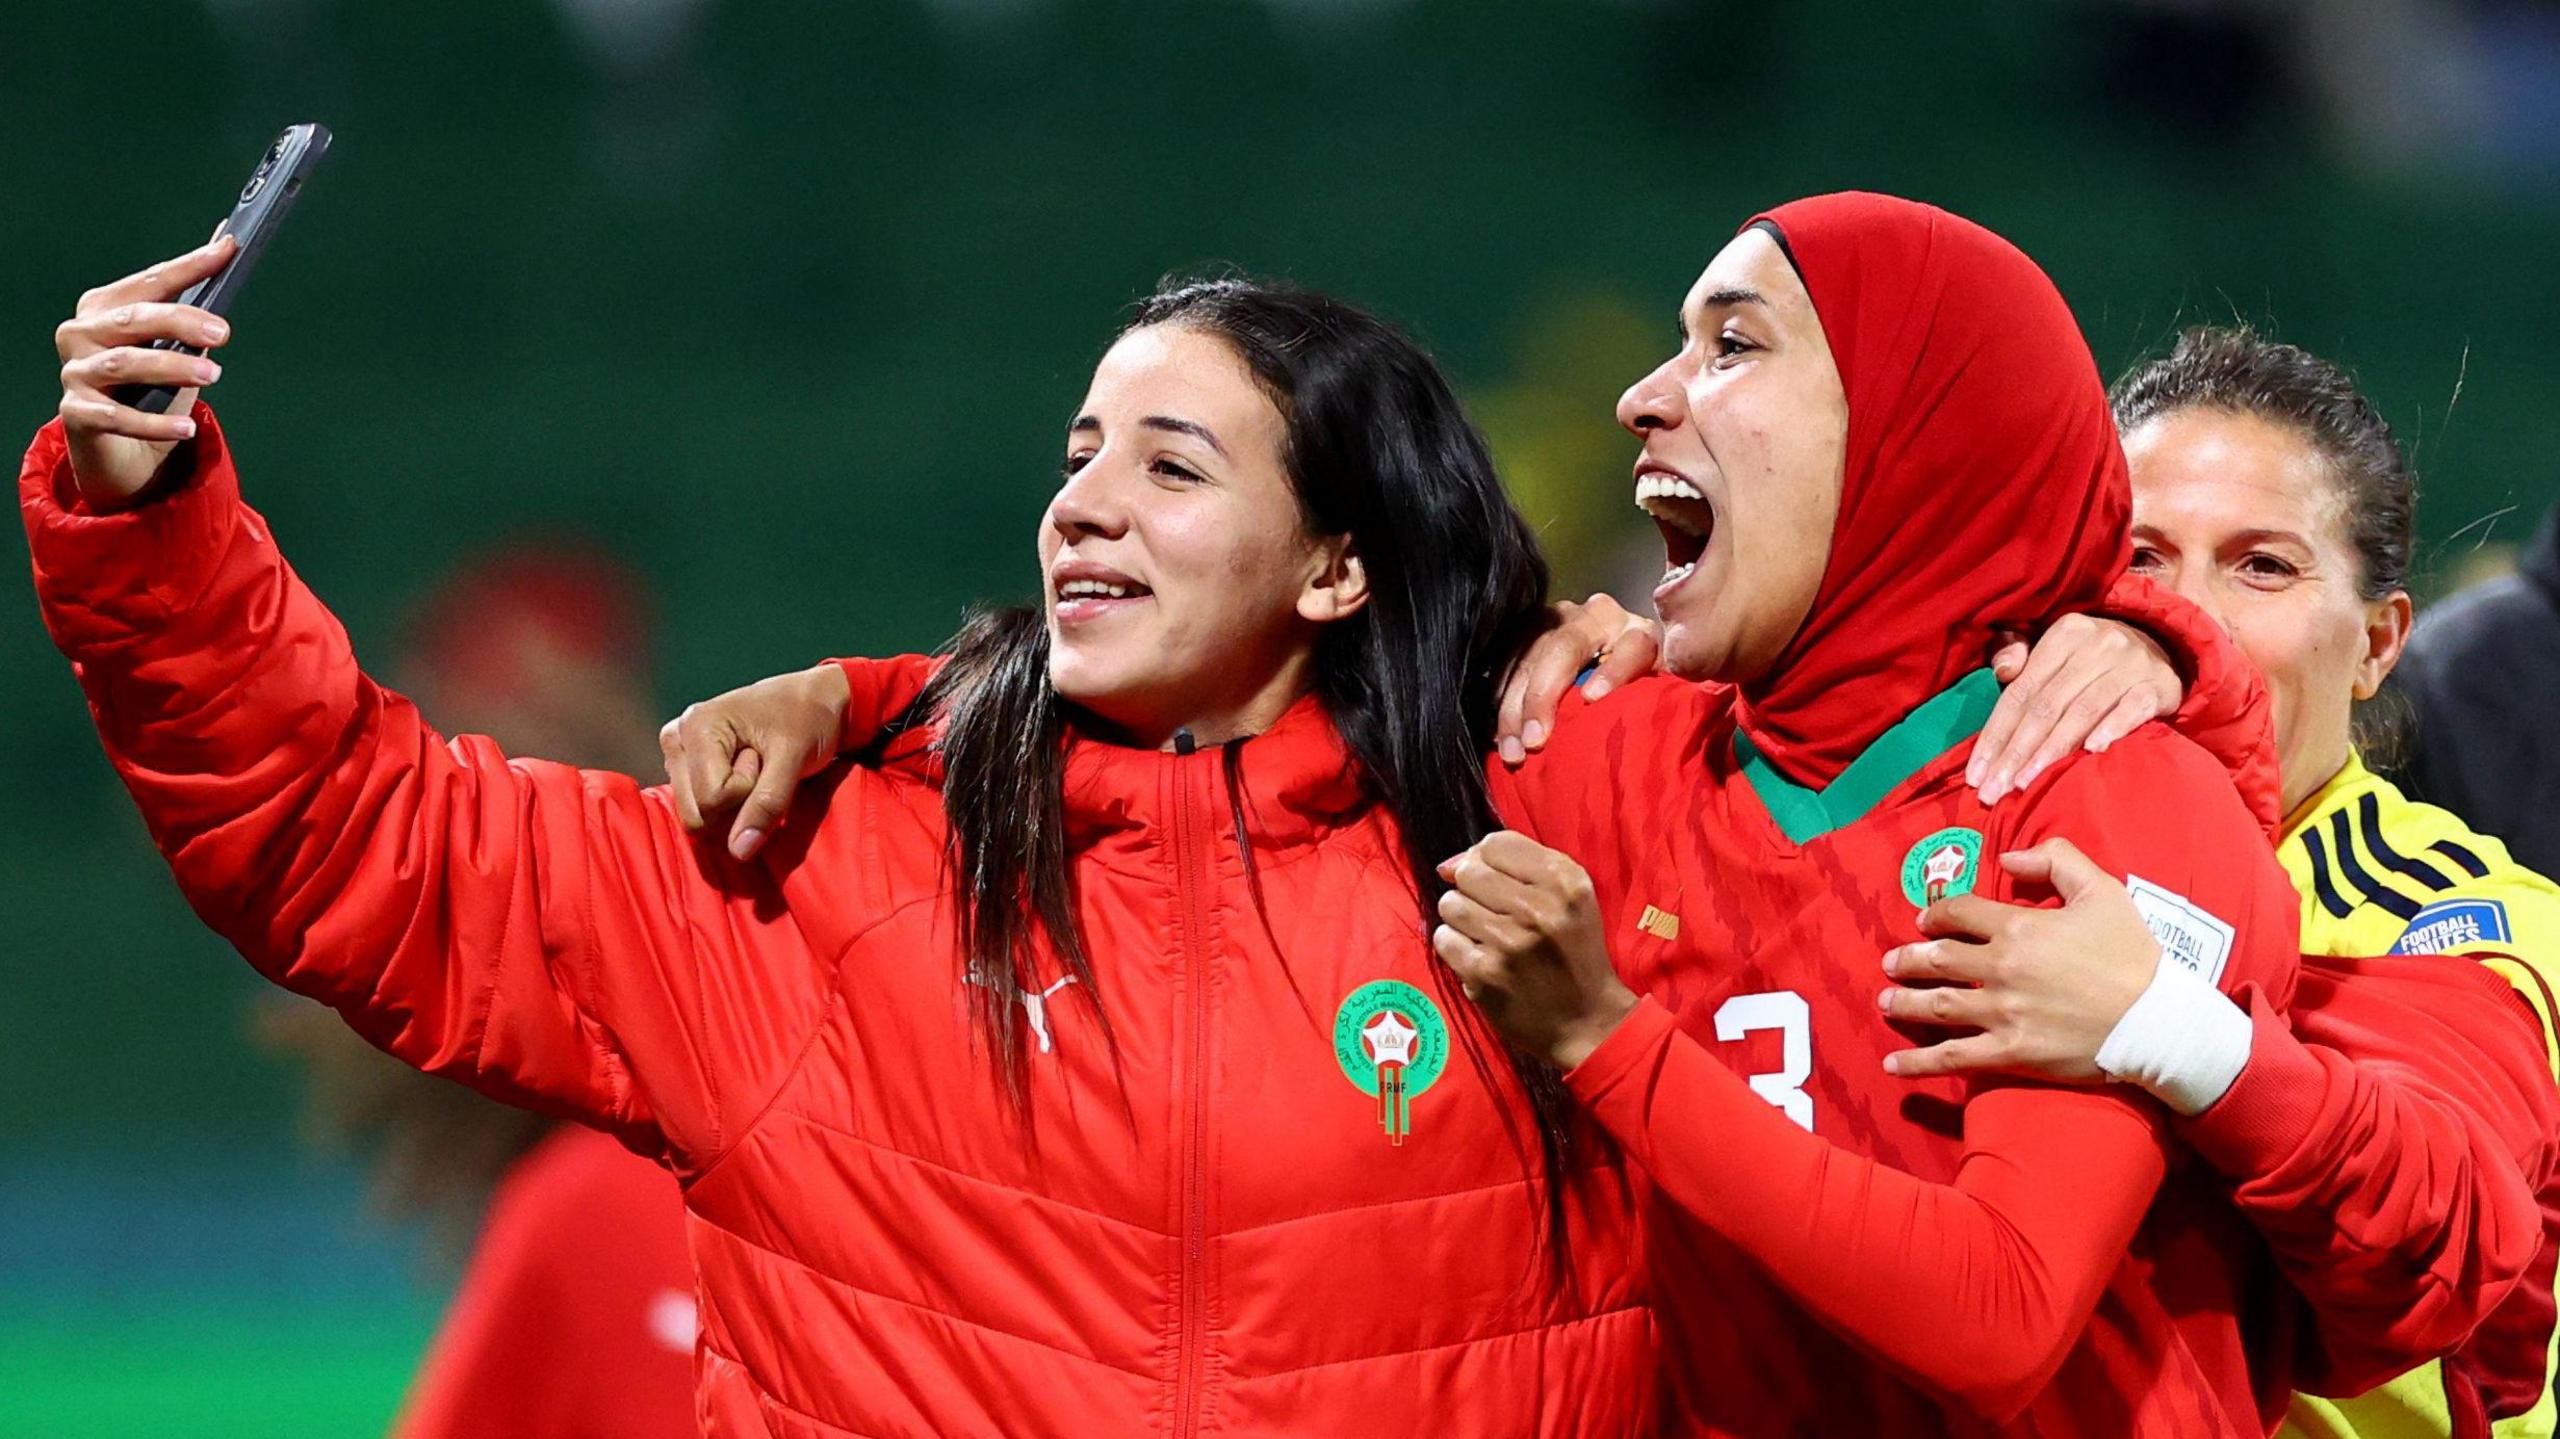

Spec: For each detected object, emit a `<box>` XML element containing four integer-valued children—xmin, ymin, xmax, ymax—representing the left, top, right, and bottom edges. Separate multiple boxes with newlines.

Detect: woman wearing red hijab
<box><xmin>669</xmin><ymin>195</ymin><xmax>2535</xmax><ymax>1430</ymax></box>
<box><xmin>1438</xmin><ymin>194</ymin><xmax>2306</xmax><ymax>1434</ymax></box>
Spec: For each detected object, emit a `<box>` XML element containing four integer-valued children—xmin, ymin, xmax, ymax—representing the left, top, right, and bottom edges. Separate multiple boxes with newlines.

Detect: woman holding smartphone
<box><xmin>31</xmin><ymin>241</ymin><xmax>1661</xmax><ymax>1438</ymax></box>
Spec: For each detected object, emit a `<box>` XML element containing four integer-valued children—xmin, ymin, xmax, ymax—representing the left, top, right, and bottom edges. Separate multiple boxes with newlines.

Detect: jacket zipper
<box><xmin>1170</xmin><ymin>754</ymin><xmax>1214</xmax><ymax>1436</ymax></box>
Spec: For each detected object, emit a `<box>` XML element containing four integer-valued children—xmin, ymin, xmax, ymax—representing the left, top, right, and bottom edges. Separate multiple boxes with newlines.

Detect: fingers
<box><xmin>1435</xmin><ymin>842</ymin><xmax>1540</xmax><ymax>915</ymax></box>
<box><xmin>1584</xmin><ymin>618</ymin><xmax>1660</xmax><ymax>701</ymax></box>
<box><xmin>1993</xmin><ymin>843</ymin><xmax>2051</xmax><ymax>887</ymax></box>
<box><xmin>1498</xmin><ymin>627</ymin><xmax>1587</xmax><ymax>764</ymax></box>
<box><xmin>62</xmin><ymin>346</ymin><xmax>221</xmax><ymax>396</ymax></box>
<box><xmin>1970</xmin><ymin>623</ymin><xmax>2074</xmax><ymax>792</ymax></box>
<box><xmin>1494</xmin><ymin>670</ymin><xmax>1531</xmax><ymax>767</ymax></box>
<box><xmin>1999</xmin><ymin>838</ymin><xmax>2114</xmax><ymax>904</ymax></box>
<box><xmin>56</xmin><ymin>392</ymin><xmax>200</xmax><ymax>443</ymax></box>
<box><xmin>660</xmin><ymin>707</ymin><xmax>753</xmax><ymax>833</ymax></box>
<box><xmin>1876</xmin><ymin>979</ymin><xmax>1992</xmax><ymax>1031</ymax></box>
<box><xmin>56</xmin><ymin>302</ymin><xmax>232</xmax><ymax>361</ymax></box>
<box><xmin>1435</xmin><ymin>886</ymin><xmax>1527</xmax><ymax>950</ymax></box>
<box><xmin>54</xmin><ymin>289</ymin><xmax>232</xmax><ymax>449</ymax></box>
<box><xmin>1467</xmin><ymin>830</ymin><xmax>1576</xmax><ymax>885</ymax></box>
<box><xmin>1882</xmin><ymin>1034</ymin><xmax>2009</xmax><ymax>1079</ymax></box>
<box><xmin>1974</xmin><ymin>626</ymin><xmax>2108</xmax><ymax>803</ymax></box>
<box><xmin>660</xmin><ymin>718</ymin><xmax>708</xmax><ymax>830</ymax></box>
<box><xmin>78</xmin><ymin>235</ymin><xmax>236</xmax><ymax>315</ymax></box>
<box><xmin>2013</xmin><ymin>662</ymin><xmax>2139</xmax><ymax>794</ymax></box>
<box><xmin>2083</xmin><ymin>688</ymin><xmax>2158</xmax><ymax>754</ymax></box>
<box><xmin>1494</xmin><ymin>607</ymin><xmax>1564</xmax><ymax>765</ymax></box>
<box><xmin>1977</xmin><ymin>617</ymin><xmax>2180</xmax><ymax>799</ymax></box>
<box><xmin>731</xmin><ymin>746</ymin><xmax>815</xmax><ymax>860</ymax></box>
<box><xmin>1987</xmin><ymin>632</ymin><xmax>2030</xmax><ymax>684</ymax></box>
<box><xmin>707</xmin><ymin>744</ymin><xmax>763</xmax><ymax>815</ymax></box>
<box><xmin>1915</xmin><ymin>891</ymin><xmax>2020</xmax><ymax>942</ymax></box>
<box><xmin>1433</xmin><ymin>922</ymin><xmax>1496</xmax><ymax>994</ymax></box>
<box><xmin>1880</xmin><ymin>936</ymin><xmax>1988</xmax><ymax>984</ymax></box>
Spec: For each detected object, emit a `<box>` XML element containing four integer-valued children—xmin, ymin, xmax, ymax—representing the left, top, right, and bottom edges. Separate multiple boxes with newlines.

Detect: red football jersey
<box><xmin>1497</xmin><ymin>674</ymin><xmax>2306</xmax><ymax>1437</ymax></box>
<box><xmin>392</xmin><ymin>1126</ymin><xmax>695</xmax><ymax>1439</ymax></box>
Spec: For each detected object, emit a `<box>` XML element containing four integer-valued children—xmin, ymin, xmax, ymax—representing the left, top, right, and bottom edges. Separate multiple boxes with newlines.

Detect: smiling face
<box><xmin>1618</xmin><ymin>228</ymin><xmax>1849</xmax><ymax>684</ymax></box>
<box><xmin>2124</xmin><ymin>406</ymin><xmax>2412</xmax><ymax>815</ymax></box>
<box><xmin>1040</xmin><ymin>323</ymin><xmax>1365</xmax><ymax>749</ymax></box>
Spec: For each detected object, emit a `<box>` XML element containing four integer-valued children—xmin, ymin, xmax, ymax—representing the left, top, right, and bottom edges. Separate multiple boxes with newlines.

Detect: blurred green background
<box><xmin>6</xmin><ymin>0</ymin><xmax>2559</xmax><ymax>1432</ymax></box>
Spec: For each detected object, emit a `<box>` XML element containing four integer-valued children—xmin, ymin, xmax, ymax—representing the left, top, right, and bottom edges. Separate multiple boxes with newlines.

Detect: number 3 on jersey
<box><xmin>1715</xmin><ymin>990</ymin><xmax>1814</xmax><ymax>1131</ymax></box>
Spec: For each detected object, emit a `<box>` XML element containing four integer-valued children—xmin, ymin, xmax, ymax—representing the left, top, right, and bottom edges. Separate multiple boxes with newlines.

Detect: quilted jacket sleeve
<box><xmin>21</xmin><ymin>409</ymin><xmax>836</xmax><ymax>1169</ymax></box>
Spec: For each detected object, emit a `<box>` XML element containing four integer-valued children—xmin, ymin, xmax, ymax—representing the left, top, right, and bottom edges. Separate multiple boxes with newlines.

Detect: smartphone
<box><xmin>117</xmin><ymin>123</ymin><xmax>332</xmax><ymax>415</ymax></box>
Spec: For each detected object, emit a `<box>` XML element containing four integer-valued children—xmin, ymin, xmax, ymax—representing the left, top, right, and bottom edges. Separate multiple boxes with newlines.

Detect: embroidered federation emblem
<box><xmin>1332</xmin><ymin>980</ymin><xmax>1451</xmax><ymax>1146</ymax></box>
<box><xmin>1900</xmin><ymin>828</ymin><xmax>1984</xmax><ymax>910</ymax></box>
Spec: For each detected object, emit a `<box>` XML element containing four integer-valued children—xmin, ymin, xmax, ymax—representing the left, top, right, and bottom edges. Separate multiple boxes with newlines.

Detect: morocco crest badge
<box><xmin>1900</xmin><ymin>827</ymin><xmax>1984</xmax><ymax>912</ymax></box>
<box><xmin>1332</xmin><ymin>979</ymin><xmax>1450</xmax><ymax>1146</ymax></box>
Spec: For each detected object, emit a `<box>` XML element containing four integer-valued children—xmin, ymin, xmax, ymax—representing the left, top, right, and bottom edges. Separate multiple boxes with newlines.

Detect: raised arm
<box><xmin>26</xmin><ymin>252</ymin><xmax>832</xmax><ymax>1167</ymax></box>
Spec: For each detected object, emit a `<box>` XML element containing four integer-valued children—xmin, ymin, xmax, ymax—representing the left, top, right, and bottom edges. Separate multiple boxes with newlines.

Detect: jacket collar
<box><xmin>1061</xmin><ymin>694</ymin><xmax>1373</xmax><ymax>858</ymax></box>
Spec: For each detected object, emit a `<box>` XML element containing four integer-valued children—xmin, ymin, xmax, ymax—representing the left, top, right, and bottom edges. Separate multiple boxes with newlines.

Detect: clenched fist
<box><xmin>1433</xmin><ymin>831</ymin><xmax>1639</xmax><ymax>1070</ymax></box>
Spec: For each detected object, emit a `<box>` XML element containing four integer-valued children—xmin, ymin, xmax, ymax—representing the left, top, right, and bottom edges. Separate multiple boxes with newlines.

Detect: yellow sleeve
<box><xmin>2394</xmin><ymin>871</ymin><xmax>2560</xmax><ymax>1077</ymax></box>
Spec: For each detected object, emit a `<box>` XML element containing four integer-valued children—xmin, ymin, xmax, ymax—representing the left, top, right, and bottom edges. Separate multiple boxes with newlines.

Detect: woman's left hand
<box><xmin>1495</xmin><ymin>593</ymin><xmax>1662</xmax><ymax>767</ymax></box>
<box><xmin>1877</xmin><ymin>839</ymin><xmax>2161</xmax><ymax>1083</ymax></box>
<box><xmin>1434</xmin><ymin>832</ymin><xmax>1640</xmax><ymax>1070</ymax></box>
<box><xmin>1972</xmin><ymin>615</ymin><xmax>2185</xmax><ymax>804</ymax></box>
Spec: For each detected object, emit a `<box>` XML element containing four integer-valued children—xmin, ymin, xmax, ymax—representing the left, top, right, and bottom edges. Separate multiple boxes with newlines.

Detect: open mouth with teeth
<box><xmin>1635</xmin><ymin>472</ymin><xmax>1716</xmax><ymax>594</ymax></box>
<box><xmin>1053</xmin><ymin>575</ymin><xmax>1155</xmax><ymax>623</ymax></box>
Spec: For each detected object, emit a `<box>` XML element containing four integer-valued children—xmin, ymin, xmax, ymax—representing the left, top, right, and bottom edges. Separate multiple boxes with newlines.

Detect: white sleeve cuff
<box><xmin>2092</xmin><ymin>955</ymin><xmax>2253</xmax><ymax>1117</ymax></box>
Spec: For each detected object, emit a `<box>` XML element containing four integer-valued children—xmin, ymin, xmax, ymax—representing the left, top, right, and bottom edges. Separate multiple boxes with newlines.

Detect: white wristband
<box><xmin>2092</xmin><ymin>955</ymin><xmax>2253</xmax><ymax>1117</ymax></box>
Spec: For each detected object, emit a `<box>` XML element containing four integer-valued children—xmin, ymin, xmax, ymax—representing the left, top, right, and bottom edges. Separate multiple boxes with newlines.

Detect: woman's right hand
<box><xmin>1875</xmin><ymin>839</ymin><xmax>2162</xmax><ymax>1085</ymax></box>
<box><xmin>660</xmin><ymin>663</ymin><xmax>852</xmax><ymax>860</ymax></box>
<box><xmin>55</xmin><ymin>235</ymin><xmax>238</xmax><ymax>507</ymax></box>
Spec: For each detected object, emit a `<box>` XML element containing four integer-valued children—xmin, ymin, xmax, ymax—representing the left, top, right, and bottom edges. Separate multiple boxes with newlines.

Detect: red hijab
<box><xmin>1731</xmin><ymin>193</ymin><xmax>2130</xmax><ymax>786</ymax></box>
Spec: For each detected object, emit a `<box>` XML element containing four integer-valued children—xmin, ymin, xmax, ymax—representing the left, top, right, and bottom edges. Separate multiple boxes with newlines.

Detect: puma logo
<box><xmin>1638</xmin><ymin>905</ymin><xmax>1681</xmax><ymax>941</ymax></box>
<box><xmin>966</xmin><ymin>967</ymin><xmax>1080</xmax><ymax>1054</ymax></box>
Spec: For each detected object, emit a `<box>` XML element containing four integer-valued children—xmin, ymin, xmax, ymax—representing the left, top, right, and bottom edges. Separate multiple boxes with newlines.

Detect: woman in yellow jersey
<box><xmin>1883</xmin><ymin>323</ymin><xmax>2560</xmax><ymax>1438</ymax></box>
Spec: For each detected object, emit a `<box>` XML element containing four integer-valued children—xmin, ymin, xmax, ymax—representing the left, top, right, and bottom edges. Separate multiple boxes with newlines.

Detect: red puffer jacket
<box><xmin>21</xmin><ymin>410</ymin><xmax>1655</xmax><ymax>1439</ymax></box>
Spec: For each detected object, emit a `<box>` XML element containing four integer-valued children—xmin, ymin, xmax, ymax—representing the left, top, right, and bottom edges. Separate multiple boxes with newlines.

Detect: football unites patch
<box><xmin>2390</xmin><ymin>898</ymin><xmax>2513</xmax><ymax>956</ymax></box>
<box><xmin>1333</xmin><ymin>979</ymin><xmax>1450</xmax><ymax>1146</ymax></box>
<box><xmin>2127</xmin><ymin>876</ymin><xmax>2237</xmax><ymax>986</ymax></box>
<box><xmin>1900</xmin><ymin>828</ymin><xmax>1983</xmax><ymax>910</ymax></box>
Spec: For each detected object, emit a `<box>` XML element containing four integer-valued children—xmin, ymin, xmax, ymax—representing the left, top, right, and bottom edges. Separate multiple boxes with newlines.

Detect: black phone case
<box><xmin>118</xmin><ymin>123</ymin><xmax>332</xmax><ymax>416</ymax></box>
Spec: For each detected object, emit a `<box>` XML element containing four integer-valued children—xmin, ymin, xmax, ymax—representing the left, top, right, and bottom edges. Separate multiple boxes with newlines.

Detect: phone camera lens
<box><xmin>239</xmin><ymin>137</ymin><xmax>288</xmax><ymax>204</ymax></box>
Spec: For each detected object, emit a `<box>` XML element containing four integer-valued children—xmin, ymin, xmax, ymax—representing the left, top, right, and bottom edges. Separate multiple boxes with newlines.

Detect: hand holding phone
<box><xmin>52</xmin><ymin>124</ymin><xmax>330</xmax><ymax>506</ymax></box>
<box><xmin>116</xmin><ymin>123</ymin><xmax>331</xmax><ymax>415</ymax></box>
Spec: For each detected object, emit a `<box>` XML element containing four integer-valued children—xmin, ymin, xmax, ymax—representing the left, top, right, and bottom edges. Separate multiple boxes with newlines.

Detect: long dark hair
<box><xmin>877</xmin><ymin>275</ymin><xmax>1573</xmax><ymax>1236</ymax></box>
